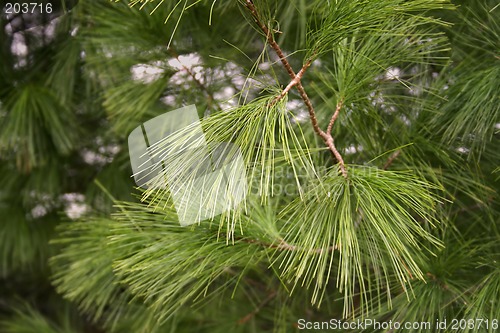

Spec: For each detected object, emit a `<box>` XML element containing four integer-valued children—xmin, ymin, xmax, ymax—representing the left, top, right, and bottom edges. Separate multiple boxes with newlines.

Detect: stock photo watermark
<box><xmin>128</xmin><ymin>105</ymin><xmax>247</xmax><ymax>226</ymax></box>
<box><xmin>296</xmin><ymin>318</ymin><xmax>499</xmax><ymax>331</ymax></box>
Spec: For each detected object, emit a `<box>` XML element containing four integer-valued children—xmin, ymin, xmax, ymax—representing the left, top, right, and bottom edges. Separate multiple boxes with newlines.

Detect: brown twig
<box><xmin>270</xmin><ymin>58</ymin><xmax>312</xmax><ymax>106</ymax></box>
<box><xmin>322</xmin><ymin>134</ymin><xmax>347</xmax><ymax>177</ymax></box>
<box><xmin>241</xmin><ymin>237</ymin><xmax>337</xmax><ymax>254</ymax></box>
<box><xmin>277</xmin><ymin>238</ymin><xmax>338</xmax><ymax>253</ymax></box>
<box><xmin>426</xmin><ymin>272</ymin><xmax>449</xmax><ymax>290</ymax></box>
<box><xmin>244</xmin><ymin>0</ymin><xmax>348</xmax><ymax>178</ymax></box>
<box><xmin>383</xmin><ymin>150</ymin><xmax>401</xmax><ymax>170</ymax></box>
<box><xmin>327</xmin><ymin>99</ymin><xmax>344</xmax><ymax>135</ymax></box>
<box><xmin>168</xmin><ymin>48</ymin><xmax>223</xmax><ymax>111</ymax></box>
<box><xmin>237</xmin><ymin>290</ymin><xmax>278</xmax><ymax>324</ymax></box>
<box><xmin>244</xmin><ymin>1</ymin><xmax>295</xmax><ymax>79</ymax></box>
<box><xmin>322</xmin><ymin>100</ymin><xmax>347</xmax><ymax>177</ymax></box>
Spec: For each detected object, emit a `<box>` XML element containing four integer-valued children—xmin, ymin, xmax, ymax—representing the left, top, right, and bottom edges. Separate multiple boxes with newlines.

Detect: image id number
<box><xmin>4</xmin><ymin>2</ymin><xmax>53</xmax><ymax>14</ymax></box>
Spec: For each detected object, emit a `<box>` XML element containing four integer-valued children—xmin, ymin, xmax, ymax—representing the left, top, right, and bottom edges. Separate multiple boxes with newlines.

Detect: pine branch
<box><xmin>237</xmin><ymin>290</ymin><xmax>277</xmax><ymax>324</ymax></box>
<box><xmin>244</xmin><ymin>0</ymin><xmax>348</xmax><ymax>178</ymax></box>
<box><xmin>426</xmin><ymin>272</ymin><xmax>449</xmax><ymax>290</ymax></box>
<box><xmin>241</xmin><ymin>237</ymin><xmax>337</xmax><ymax>254</ymax></box>
<box><xmin>323</xmin><ymin>100</ymin><xmax>347</xmax><ymax>178</ymax></box>
<box><xmin>168</xmin><ymin>47</ymin><xmax>223</xmax><ymax>111</ymax></box>
<box><xmin>243</xmin><ymin>0</ymin><xmax>295</xmax><ymax>78</ymax></box>
<box><xmin>270</xmin><ymin>58</ymin><xmax>312</xmax><ymax>106</ymax></box>
<box><xmin>326</xmin><ymin>99</ymin><xmax>343</xmax><ymax>135</ymax></box>
<box><xmin>383</xmin><ymin>150</ymin><xmax>401</xmax><ymax>170</ymax></box>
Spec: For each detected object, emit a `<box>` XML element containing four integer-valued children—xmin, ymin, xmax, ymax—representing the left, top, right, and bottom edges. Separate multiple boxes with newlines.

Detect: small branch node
<box><xmin>383</xmin><ymin>150</ymin><xmax>401</xmax><ymax>170</ymax></box>
<box><xmin>327</xmin><ymin>99</ymin><xmax>344</xmax><ymax>135</ymax></box>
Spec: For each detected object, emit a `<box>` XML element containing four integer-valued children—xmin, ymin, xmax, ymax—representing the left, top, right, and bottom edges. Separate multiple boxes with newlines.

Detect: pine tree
<box><xmin>0</xmin><ymin>0</ymin><xmax>498</xmax><ymax>332</ymax></box>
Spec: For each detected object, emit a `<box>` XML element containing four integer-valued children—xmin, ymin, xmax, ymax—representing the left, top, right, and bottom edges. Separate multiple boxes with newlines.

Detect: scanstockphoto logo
<box><xmin>128</xmin><ymin>105</ymin><xmax>247</xmax><ymax>227</ymax></box>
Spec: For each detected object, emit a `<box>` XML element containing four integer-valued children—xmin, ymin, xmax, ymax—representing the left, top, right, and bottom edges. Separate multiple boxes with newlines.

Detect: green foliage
<box><xmin>431</xmin><ymin>1</ymin><xmax>500</xmax><ymax>155</ymax></box>
<box><xmin>50</xmin><ymin>217</ymin><xmax>162</xmax><ymax>332</ymax></box>
<box><xmin>0</xmin><ymin>303</ymin><xmax>83</xmax><ymax>333</ymax></box>
<box><xmin>275</xmin><ymin>167</ymin><xmax>443</xmax><ymax>314</ymax></box>
<box><xmin>0</xmin><ymin>85</ymin><xmax>77</xmax><ymax>170</ymax></box>
<box><xmin>0</xmin><ymin>204</ymin><xmax>55</xmax><ymax>276</ymax></box>
<box><xmin>464</xmin><ymin>268</ymin><xmax>500</xmax><ymax>333</ymax></box>
<box><xmin>305</xmin><ymin>0</ymin><xmax>452</xmax><ymax>60</ymax></box>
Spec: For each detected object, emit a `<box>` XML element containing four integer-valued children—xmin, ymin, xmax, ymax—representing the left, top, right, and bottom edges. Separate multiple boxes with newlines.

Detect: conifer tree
<box><xmin>0</xmin><ymin>0</ymin><xmax>498</xmax><ymax>332</ymax></box>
